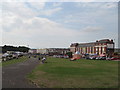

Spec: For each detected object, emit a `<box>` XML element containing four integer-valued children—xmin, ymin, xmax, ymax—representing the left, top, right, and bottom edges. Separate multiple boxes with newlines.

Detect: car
<box><xmin>106</xmin><ymin>57</ymin><xmax>111</xmax><ymax>60</ymax></box>
<box><xmin>88</xmin><ymin>54</ymin><xmax>98</xmax><ymax>60</ymax></box>
<box><xmin>64</xmin><ymin>55</ymin><xmax>69</xmax><ymax>59</ymax></box>
<box><xmin>89</xmin><ymin>56</ymin><xmax>96</xmax><ymax>60</ymax></box>
<box><xmin>12</xmin><ymin>54</ymin><xmax>18</xmax><ymax>59</ymax></box>
<box><xmin>2</xmin><ymin>53</ymin><xmax>10</xmax><ymax>61</ymax></box>
<box><xmin>99</xmin><ymin>56</ymin><xmax>106</xmax><ymax>60</ymax></box>
<box><xmin>106</xmin><ymin>57</ymin><xmax>120</xmax><ymax>60</ymax></box>
<box><xmin>53</xmin><ymin>55</ymin><xmax>57</xmax><ymax>58</ymax></box>
<box><xmin>96</xmin><ymin>56</ymin><xmax>106</xmax><ymax>60</ymax></box>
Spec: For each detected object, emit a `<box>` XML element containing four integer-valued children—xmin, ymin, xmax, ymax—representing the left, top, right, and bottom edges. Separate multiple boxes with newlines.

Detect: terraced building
<box><xmin>70</xmin><ymin>39</ymin><xmax>114</xmax><ymax>57</ymax></box>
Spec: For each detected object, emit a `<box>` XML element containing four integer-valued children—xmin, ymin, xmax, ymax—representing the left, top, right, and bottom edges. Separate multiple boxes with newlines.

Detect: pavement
<box><xmin>2</xmin><ymin>57</ymin><xmax>40</xmax><ymax>88</ymax></box>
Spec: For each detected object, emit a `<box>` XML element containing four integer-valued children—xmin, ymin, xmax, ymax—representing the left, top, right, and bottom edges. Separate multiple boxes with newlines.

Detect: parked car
<box><xmin>89</xmin><ymin>56</ymin><xmax>97</xmax><ymax>60</ymax></box>
<box><xmin>63</xmin><ymin>55</ymin><xmax>69</xmax><ymax>59</ymax></box>
<box><xmin>96</xmin><ymin>56</ymin><xmax>106</xmax><ymax>60</ymax></box>
<box><xmin>99</xmin><ymin>56</ymin><xmax>106</xmax><ymax>60</ymax></box>
<box><xmin>2</xmin><ymin>53</ymin><xmax>10</xmax><ymax>61</ymax></box>
<box><xmin>106</xmin><ymin>57</ymin><xmax>120</xmax><ymax>60</ymax></box>
<box><xmin>87</xmin><ymin>54</ymin><xmax>98</xmax><ymax>60</ymax></box>
<box><xmin>7</xmin><ymin>54</ymin><xmax>13</xmax><ymax>60</ymax></box>
<box><xmin>84</xmin><ymin>54</ymin><xmax>89</xmax><ymax>59</ymax></box>
<box><xmin>106</xmin><ymin>57</ymin><xmax>111</xmax><ymax>60</ymax></box>
<box><xmin>53</xmin><ymin>55</ymin><xmax>57</xmax><ymax>58</ymax></box>
<box><xmin>12</xmin><ymin>53</ymin><xmax>18</xmax><ymax>59</ymax></box>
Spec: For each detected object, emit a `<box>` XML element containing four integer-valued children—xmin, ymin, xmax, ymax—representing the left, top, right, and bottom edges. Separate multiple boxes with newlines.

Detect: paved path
<box><xmin>2</xmin><ymin>57</ymin><xmax>40</xmax><ymax>88</ymax></box>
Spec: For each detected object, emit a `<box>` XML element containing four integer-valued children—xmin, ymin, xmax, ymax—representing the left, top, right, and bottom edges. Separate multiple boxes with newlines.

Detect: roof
<box><xmin>70</xmin><ymin>39</ymin><xmax>114</xmax><ymax>47</ymax></box>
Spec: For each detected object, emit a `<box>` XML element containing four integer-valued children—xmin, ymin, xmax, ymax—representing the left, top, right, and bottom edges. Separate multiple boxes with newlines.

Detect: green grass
<box><xmin>27</xmin><ymin>57</ymin><xmax>118</xmax><ymax>88</ymax></box>
<box><xmin>1</xmin><ymin>56</ymin><xmax>29</xmax><ymax>67</ymax></box>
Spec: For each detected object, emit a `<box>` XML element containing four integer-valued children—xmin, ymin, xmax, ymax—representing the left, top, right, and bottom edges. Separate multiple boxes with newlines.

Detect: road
<box><xmin>2</xmin><ymin>57</ymin><xmax>40</xmax><ymax>88</ymax></box>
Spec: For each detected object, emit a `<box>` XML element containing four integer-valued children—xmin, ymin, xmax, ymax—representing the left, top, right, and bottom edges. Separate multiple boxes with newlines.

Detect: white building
<box><xmin>36</xmin><ymin>48</ymin><xmax>48</xmax><ymax>54</ymax></box>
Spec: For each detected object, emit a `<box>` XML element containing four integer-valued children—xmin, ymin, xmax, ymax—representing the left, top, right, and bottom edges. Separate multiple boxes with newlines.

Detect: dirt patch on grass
<box><xmin>35</xmin><ymin>70</ymin><xmax>47</xmax><ymax>75</ymax></box>
<box><xmin>29</xmin><ymin>75</ymin><xmax>60</xmax><ymax>88</ymax></box>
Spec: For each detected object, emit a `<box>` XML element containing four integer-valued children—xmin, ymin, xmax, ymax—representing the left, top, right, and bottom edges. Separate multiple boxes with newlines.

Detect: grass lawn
<box><xmin>1</xmin><ymin>56</ymin><xmax>29</xmax><ymax>67</ymax></box>
<box><xmin>27</xmin><ymin>57</ymin><xmax>118</xmax><ymax>88</ymax></box>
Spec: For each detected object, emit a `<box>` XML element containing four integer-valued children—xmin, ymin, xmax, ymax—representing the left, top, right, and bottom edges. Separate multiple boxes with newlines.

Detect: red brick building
<box><xmin>70</xmin><ymin>39</ymin><xmax>114</xmax><ymax>56</ymax></box>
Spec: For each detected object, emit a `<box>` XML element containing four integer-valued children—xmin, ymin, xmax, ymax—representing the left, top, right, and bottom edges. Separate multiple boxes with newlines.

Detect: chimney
<box><xmin>111</xmin><ymin>39</ymin><xmax>113</xmax><ymax>42</ymax></box>
<box><xmin>75</xmin><ymin>43</ymin><xmax>78</xmax><ymax>47</ymax></box>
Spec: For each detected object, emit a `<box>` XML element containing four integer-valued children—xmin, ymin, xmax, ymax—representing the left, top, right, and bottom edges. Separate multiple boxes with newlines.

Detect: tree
<box><xmin>2</xmin><ymin>45</ymin><xmax>30</xmax><ymax>53</ymax></box>
<box><xmin>18</xmin><ymin>46</ymin><xmax>29</xmax><ymax>52</ymax></box>
<box><xmin>66</xmin><ymin>52</ymin><xmax>73</xmax><ymax>58</ymax></box>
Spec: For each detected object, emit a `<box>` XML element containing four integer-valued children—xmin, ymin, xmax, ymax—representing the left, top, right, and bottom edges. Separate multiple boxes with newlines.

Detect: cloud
<box><xmin>62</xmin><ymin>2</ymin><xmax>117</xmax><ymax>27</ymax></box>
<box><xmin>76</xmin><ymin>2</ymin><xmax>117</xmax><ymax>9</ymax></box>
<box><xmin>40</xmin><ymin>7</ymin><xmax>62</xmax><ymax>16</ymax></box>
<box><xmin>3</xmin><ymin>0</ymin><xmax>48</xmax><ymax>2</ymax></box>
<box><xmin>2</xmin><ymin>8</ymin><xmax>80</xmax><ymax>48</ymax></box>
<box><xmin>76</xmin><ymin>2</ymin><xmax>101</xmax><ymax>8</ymax></box>
<box><xmin>27</xmin><ymin>2</ymin><xmax>45</xmax><ymax>10</ymax></box>
<box><xmin>3</xmin><ymin>16</ymin><xmax>79</xmax><ymax>37</ymax></box>
<box><xmin>1</xmin><ymin>2</ymin><xmax>118</xmax><ymax>48</ymax></box>
<box><xmin>64</xmin><ymin>14</ymin><xmax>96</xmax><ymax>25</ymax></box>
<box><xmin>23</xmin><ymin>2</ymin><xmax>62</xmax><ymax>16</ymax></box>
<box><xmin>2</xmin><ymin>2</ymin><xmax>38</xmax><ymax>18</ymax></box>
<box><xmin>2</xmin><ymin>12</ymin><xmax>18</xmax><ymax>28</ymax></box>
<box><xmin>2</xmin><ymin>0</ymin><xmax>119</xmax><ymax>2</ymax></box>
<box><xmin>101</xmin><ymin>3</ymin><xmax>118</xmax><ymax>9</ymax></box>
<box><xmin>53</xmin><ymin>2</ymin><xmax>62</xmax><ymax>7</ymax></box>
<box><xmin>2</xmin><ymin>2</ymin><xmax>64</xmax><ymax>48</ymax></box>
<box><xmin>2</xmin><ymin>10</ymin><xmax>104</xmax><ymax>48</ymax></box>
<box><xmin>82</xmin><ymin>26</ymin><xmax>103</xmax><ymax>32</ymax></box>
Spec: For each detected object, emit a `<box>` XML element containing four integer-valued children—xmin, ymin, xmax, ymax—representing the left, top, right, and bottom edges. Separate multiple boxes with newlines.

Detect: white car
<box><xmin>64</xmin><ymin>55</ymin><xmax>69</xmax><ymax>58</ymax></box>
<box><xmin>2</xmin><ymin>53</ymin><xmax>9</xmax><ymax>57</ymax></box>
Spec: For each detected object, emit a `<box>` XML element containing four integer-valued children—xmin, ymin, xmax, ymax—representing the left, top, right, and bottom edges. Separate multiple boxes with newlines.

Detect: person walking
<box><xmin>41</xmin><ymin>57</ymin><xmax>46</xmax><ymax>64</ymax></box>
<box><xmin>29</xmin><ymin>55</ymin><xmax>31</xmax><ymax>58</ymax></box>
<box><xmin>38</xmin><ymin>56</ymin><xmax>41</xmax><ymax>61</ymax></box>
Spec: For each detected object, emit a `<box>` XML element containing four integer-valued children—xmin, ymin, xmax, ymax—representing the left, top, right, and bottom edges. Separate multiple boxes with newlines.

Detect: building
<box><xmin>28</xmin><ymin>49</ymin><xmax>37</xmax><ymax>54</ymax></box>
<box><xmin>114</xmin><ymin>48</ymin><xmax>120</xmax><ymax>53</ymax></box>
<box><xmin>37</xmin><ymin>48</ymin><xmax>49</xmax><ymax>54</ymax></box>
<box><xmin>29</xmin><ymin>48</ymin><xmax>70</xmax><ymax>55</ymax></box>
<box><xmin>70</xmin><ymin>39</ymin><xmax>114</xmax><ymax>56</ymax></box>
<box><xmin>47</xmin><ymin>48</ymin><xmax>70</xmax><ymax>55</ymax></box>
<box><xmin>36</xmin><ymin>48</ymin><xmax>70</xmax><ymax>55</ymax></box>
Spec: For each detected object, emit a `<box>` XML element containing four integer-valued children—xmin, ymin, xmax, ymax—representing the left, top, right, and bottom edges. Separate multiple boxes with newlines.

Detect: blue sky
<box><xmin>1</xmin><ymin>1</ymin><xmax>118</xmax><ymax>48</ymax></box>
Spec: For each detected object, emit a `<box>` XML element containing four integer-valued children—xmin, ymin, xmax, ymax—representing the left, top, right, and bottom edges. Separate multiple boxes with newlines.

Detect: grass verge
<box><xmin>27</xmin><ymin>57</ymin><xmax>118</xmax><ymax>88</ymax></box>
<box><xmin>1</xmin><ymin>56</ymin><xmax>29</xmax><ymax>67</ymax></box>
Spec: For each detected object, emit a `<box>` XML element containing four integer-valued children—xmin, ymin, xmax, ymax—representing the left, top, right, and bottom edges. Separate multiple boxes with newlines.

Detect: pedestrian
<box><xmin>29</xmin><ymin>55</ymin><xmax>31</xmax><ymax>58</ymax></box>
<box><xmin>41</xmin><ymin>57</ymin><xmax>46</xmax><ymax>64</ymax></box>
<box><xmin>38</xmin><ymin>57</ymin><xmax>41</xmax><ymax>60</ymax></box>
<box><xmin>34</xmin><ymin>55</ymin><xmax>36</xmax><ymax>58</ymax></box>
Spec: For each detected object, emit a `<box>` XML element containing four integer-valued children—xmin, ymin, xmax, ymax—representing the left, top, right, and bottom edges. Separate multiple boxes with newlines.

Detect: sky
<box><xmin>1</xmin><ymin>0</ymin><xmax>118</xmax><ymax>49</ymax></box>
